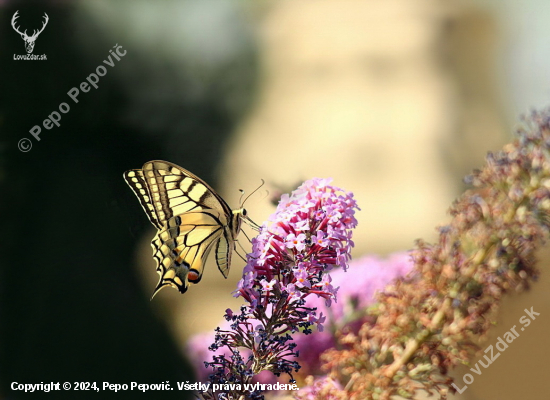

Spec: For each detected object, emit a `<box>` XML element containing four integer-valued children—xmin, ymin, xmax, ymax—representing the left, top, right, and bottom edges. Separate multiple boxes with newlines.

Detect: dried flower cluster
<box><xmin>198</xmin><ymin>178</ymin><xmax>359</xmax><ymax>400</ymax></box>
<box><xmin>298</xmin><ymin>111</ymin><xmax>550</xmax><ymax>400</ymax></box>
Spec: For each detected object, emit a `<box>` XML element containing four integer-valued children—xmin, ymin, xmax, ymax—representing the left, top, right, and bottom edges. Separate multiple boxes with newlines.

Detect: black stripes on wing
<box><xmin>123</xmin><ymin>160</ymin><xmax>242</xmax><ymax>296</ymax></box>
<box><xmin>123</xmin><ymin>169</ymin><xmax>163</xmax><ymax>229</ymax></box>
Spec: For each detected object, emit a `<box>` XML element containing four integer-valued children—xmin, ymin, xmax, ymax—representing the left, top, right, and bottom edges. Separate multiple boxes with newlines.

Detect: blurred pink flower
<box><xmin>305</xmin><ymin>252</ymin><xmax>413</xmax><ymax>320</ymax></box>
<box><xmin>295</xmin><ymin>252</ymin><xmax>414</xmax><ymax>376</ymax></box>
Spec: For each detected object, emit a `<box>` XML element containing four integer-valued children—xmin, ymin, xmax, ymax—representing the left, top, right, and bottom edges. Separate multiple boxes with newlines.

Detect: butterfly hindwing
<box><xmin>124</xmin><ymin>160</ymin><xmax>244</xmax><ymax>297</ymax></box>
<box><xmin>216</xmin><ymin>226</ymin><xmax>236</xmax><ymax>279</ymax></box>
<box><xmin>152</xmin><ymin>211</ymin><xmax>225</xmax><ymax>295</ymax></box>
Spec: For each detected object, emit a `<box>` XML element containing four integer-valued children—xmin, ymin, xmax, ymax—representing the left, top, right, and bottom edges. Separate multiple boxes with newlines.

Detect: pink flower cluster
<box><xmin>199</xmin><ymin>178</ymin><xmax>359</xmax><ymax>399</ymax></box>
<box><xmin>234</xmin><ymin>178</ymin><xmax>359</xmax><ymax>327</ymax></box>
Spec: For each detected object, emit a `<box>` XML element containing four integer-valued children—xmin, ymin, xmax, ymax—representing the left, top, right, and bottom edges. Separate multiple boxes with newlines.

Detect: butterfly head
<box><xmin>235</xmin><ymin>208</ymin><xmax>247</xmax><ymax>217</ymax></box>
<box><xmin>232</xmin><ymin>208</ymin><xmax>247</xmax><ymax>236</ymax></box>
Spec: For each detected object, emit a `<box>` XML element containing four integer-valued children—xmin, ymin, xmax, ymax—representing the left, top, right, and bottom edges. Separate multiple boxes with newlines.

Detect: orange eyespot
<box><xmin>188</xmin><ymin>270</ymin><xmax>200</xmax><ymax>283</ymax></box>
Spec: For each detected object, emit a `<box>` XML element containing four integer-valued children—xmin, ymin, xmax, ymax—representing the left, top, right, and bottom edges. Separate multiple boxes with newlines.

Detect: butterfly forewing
<box><xmin>124</xmin><ymin>160</ymin><xmax>243</xmax><ymax>297</ymax></box>
<box><xmin>124</xmin><ymin>169</ymin><xmax>163</xmax><ymax>229</ymax></box>
<box><xmin>142</xmin><ymin>161</ymin><xmax>232</xmax><ymax>219</ymax></box>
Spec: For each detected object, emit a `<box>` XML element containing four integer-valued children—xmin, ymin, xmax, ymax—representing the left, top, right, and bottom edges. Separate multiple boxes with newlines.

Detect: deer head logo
<box><xmin>11</xmin><ymin>11</ymin><xmax>49</xmax><ymax>54</ymax></box>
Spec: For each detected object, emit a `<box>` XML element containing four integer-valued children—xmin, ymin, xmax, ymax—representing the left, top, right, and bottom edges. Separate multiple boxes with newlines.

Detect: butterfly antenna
<box><xmin>240</xmin><ymin>179</ymin><xmax>265</xmax><ymax>208</ymax></box>
<box><xmin>238</xmin><ymin>189</ymin><xmax>245</xmax><ymax>207</ymax></box>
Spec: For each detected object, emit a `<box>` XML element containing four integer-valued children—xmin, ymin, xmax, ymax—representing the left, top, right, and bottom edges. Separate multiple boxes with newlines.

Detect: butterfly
<box><xmin>124</xmin><ymin>160</ymin><xmax>247</xmax><ymax>297</ymax></box>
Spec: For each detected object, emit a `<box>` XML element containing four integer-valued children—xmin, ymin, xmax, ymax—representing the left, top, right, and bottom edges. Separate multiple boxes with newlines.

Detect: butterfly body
<box><xmin>124</xmin><ymin>160</ymin><xmax>245</xmax><ymax>297</ymax></box>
